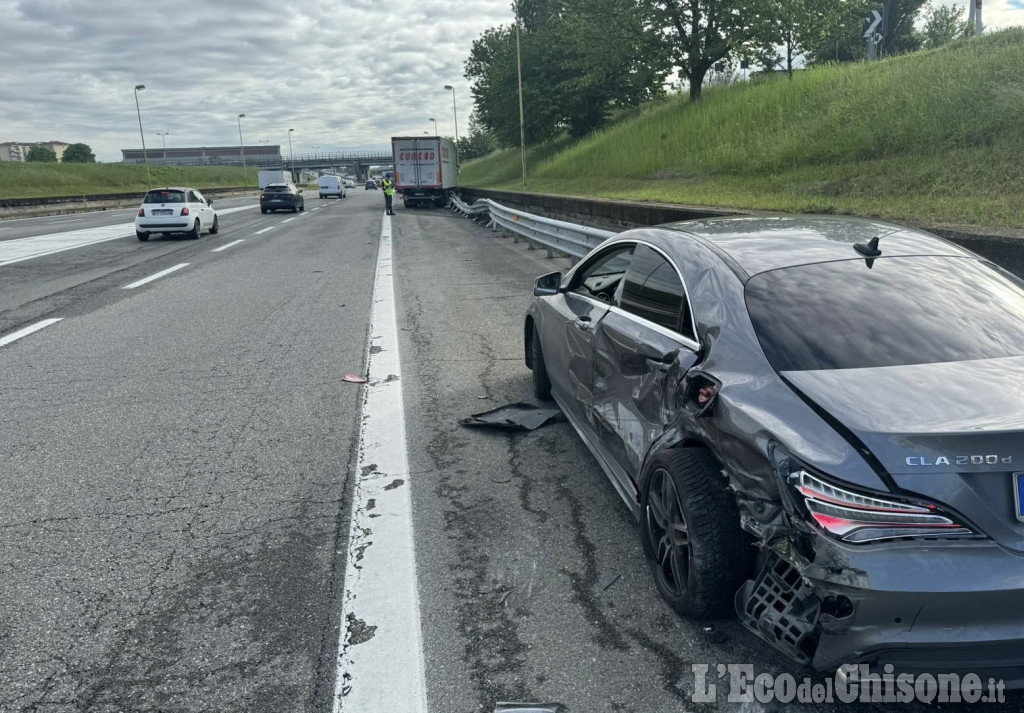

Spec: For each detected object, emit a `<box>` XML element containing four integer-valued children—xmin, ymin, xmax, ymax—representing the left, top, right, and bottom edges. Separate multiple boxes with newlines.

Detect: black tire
<box><xmin>530</xmin><ymin>325</ymin><xmax>552</xmax><ymax>400</ymax></box>
<box><xmin>299</xmin><ymin>202</ymin><xmax>305</xmax><ymax>212</ymax></box>
<box><xmin>640</xmin><ymin>448</ymin><xmax>751</xmax><ymax>620</ymax></box>
<box><xmin>261</xmin><ymin>208</ymin><xmax>268</xmax><ymax>214</ymax></box>
<box><xmin>188</xmin><ymin>220</ymin><xmax>201</xmax><ymax>240</ymax></box>
<box><xmin>136</xmin><ymin>231</ymin><xmax>149</xmax><ymax>242</ymax></box>
<box><xmin>210</xmin><ymin>216</ymin><xmax>219</xmax><ymax>234</ymax></box>
<box><xmin>319</xmin><ymin>194</ymin><xmax>324</xmax><ymax>199</ymax></box>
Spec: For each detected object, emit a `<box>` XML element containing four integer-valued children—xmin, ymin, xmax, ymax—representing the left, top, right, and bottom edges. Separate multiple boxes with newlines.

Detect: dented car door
<box><xmin>590</xmin><ymin>244</ymin><xmax>700</xmax><ymax>481</ymax></box>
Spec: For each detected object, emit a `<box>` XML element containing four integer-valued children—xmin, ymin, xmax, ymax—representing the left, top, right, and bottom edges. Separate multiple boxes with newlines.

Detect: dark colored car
<box><xmin>365</xmin><ymin>180</ymin><xmax>377</xmax><ymax>190</ymax></box>
<box><xmin>525</xmin><ymin>215</ymin><xmax>1024</xmax><ymax>685</ymax></box>
<box><xmin>260</xmin><ymin>183</ymin><xmax>304</xmax><ymax>213</ymax></box>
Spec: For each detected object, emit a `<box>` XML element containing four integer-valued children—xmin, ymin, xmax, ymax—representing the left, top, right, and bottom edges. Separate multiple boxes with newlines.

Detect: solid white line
<box><xmin>254</xmin><ymin>226</ymin><xmax>275</xmax><ymax>235</ymax></box>
<box><xmin>0</xmin><ymin>318</ymin><xmax>63</xmax><ymax>348</ymax></box>
<box><xmin>333</xmin><ymin>216</ymin><xmax>427</xmax><ymax>713</ymax></box>
<box><xmin>122</xmin><ymin>263</ymin><xmax>189</xmax><ymax>289</ymax></box>
<box><xmin>211</xmin><ymin>239</ymin><xmax>245</xmax><ymax>252</ymax></box>
<box><xmin>282</xmin><ymin>217</ymin><xmax>296</xmax><ymax>224</ymax></box>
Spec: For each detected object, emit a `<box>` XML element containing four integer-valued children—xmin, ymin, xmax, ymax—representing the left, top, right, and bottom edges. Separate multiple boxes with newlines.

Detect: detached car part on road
<box><xmin>135</xmin><ymin>187</ymin><xmax>218</xmax><ymax>241</ymax></box>
<box><xmin>260</xmin><ymin>183</ymin><xmax>305</xmax><ymax>213</ymax></box>
<box><xmin>525</xmin><ymin>215</ymin><xmax>1024</xmax><ymax>685</ymax></box>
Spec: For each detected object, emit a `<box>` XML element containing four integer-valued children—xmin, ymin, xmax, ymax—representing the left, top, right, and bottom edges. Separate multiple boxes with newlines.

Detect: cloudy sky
<box><xmin>1</xmin><ymin>0</ymin><xmax>1021</xmax><ymax>163</ymax></box>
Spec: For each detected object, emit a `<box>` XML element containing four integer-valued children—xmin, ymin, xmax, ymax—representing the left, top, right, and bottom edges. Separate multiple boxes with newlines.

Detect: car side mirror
<box><xmin>533</xmin><ymin>271</ymin><xmax>562</xmax><ymax>297</ymax></box>
<box><xmin>206</xmin><ymin>199</ymin><xmax>213</xmax><ymax>206</ymax></box>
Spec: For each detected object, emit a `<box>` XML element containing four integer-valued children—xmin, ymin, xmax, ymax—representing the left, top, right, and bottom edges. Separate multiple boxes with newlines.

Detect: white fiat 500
<box><xmin>135</xmin><ymin>187</ymin><xmax>218</xmax><ymax>241</ymax></box>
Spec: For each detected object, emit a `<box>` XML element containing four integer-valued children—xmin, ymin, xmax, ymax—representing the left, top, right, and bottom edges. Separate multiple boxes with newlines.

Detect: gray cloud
<box><xmin>0</xmin><ymin>0</ymin><xmax>512</xmax><ymax>160</ymax></box>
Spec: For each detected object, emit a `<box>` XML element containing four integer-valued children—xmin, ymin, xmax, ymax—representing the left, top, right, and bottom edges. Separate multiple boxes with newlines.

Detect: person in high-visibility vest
<box><xmin>382</xmin><ymin>173</ymin><xmax>396</xmax><ymax>215</ymax></box>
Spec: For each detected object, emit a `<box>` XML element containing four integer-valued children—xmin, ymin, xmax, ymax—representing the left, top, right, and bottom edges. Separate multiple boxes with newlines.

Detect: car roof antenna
<box><xmin>853</xmin><ymin>236</ymin><xmax>882</xmax><ymax>269</ymax></box>
<box><xmin>853</xmin><ymin>236</ymin><xmax>882</xmax><ymax>257</ymax></box>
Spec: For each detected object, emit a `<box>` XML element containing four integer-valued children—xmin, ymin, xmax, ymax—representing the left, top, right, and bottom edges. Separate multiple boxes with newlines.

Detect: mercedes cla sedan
<box><xmin>525</xmin><ymin>215</ymin><xmax>1024</xmax><ymax>684</ymax></box>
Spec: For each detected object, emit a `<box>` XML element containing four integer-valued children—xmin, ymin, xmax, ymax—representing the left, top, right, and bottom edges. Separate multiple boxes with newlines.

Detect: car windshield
<box><xmin>746</xmin><ymin>255</ymin><xmax>1024</xmax><ymax>372</ymax></box>
<box><xmin>143</xmin><ymin>190</ymin><xmax>185</xmax><ymax>203</ymax></box>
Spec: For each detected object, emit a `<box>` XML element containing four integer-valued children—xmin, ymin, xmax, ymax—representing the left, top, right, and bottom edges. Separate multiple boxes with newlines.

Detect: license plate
<box><xmin>153</xmin><ymin>209</ymin><xmax>172</xmax><ymax>215</ymax></box>
<box><xmin>1015</xmin><ymin>473</ymin><xmax>1024</xmax><ymax>522</ymax></box>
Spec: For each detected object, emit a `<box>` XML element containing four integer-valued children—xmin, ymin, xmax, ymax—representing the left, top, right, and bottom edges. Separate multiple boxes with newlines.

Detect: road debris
<box><xmin>494</xmin><ymin>704</ymin><xmax>566</xmax><ymax>713</ymax></box>
<box><xmin>600</xmin><ymin>573</ymin><xmax>621</xmax><ymax>591</ymax></box>
<box><xmin>342</xmin><ymin>374</ymin><xmax>368</xmax><ymax>384</ymax></box>
<box><xmin>459</xmin><ymin>402</ymin><xmax>567</xmax><ymax>431</ymax></box>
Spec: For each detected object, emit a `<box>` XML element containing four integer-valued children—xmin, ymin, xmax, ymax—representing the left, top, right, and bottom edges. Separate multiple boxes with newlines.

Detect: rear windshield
<box><xmin>264</xmin><ymin>185</ymin><xmax>292</xmax><ymax>193</ymax></box>
<box><xmin>144</xmin><ymin>190</ymin><xmax>185</xmax><ymax>203</ymax></box>
<box><xmin>746</xmin><ymin>256</ymin><xmax>1024</xmax><ymax>371</ymax></box>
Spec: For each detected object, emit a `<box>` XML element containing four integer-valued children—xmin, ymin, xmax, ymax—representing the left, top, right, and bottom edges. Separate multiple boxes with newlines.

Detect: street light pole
<box><xmin>513</xmin><ymin>3</ymin><xmax>527</xmax><ymax>190</ymax></box>
<box><xmin>429</xmin><ymin>118</ymin><xmax>438</xmax><ymax>136</ymax></box>
<box><xmin>237</xmin><ymin>113</ymin><xmax>248</xmax><ymax>187</ymax></box>
<box><xmin>443</xmin><ymin>85</ymin><xmax>459</xmax><ymax>145</ymax></box>
<box><xmin>133</xmin><ymin>84</ymin><xmax>152</xmax><ymax>189</ymax></box>
<box><xmin>288</xmin><ymin>128</ymin><xmax>294</xmax><ymax>162</ymax></box>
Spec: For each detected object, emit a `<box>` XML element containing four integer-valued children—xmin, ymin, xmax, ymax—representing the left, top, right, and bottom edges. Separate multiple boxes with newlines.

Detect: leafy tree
<box><xmin>920</xmin><ymin>2</ymin><xmax>965</xmax><ymax>49</ymax></box>
<box><xmin>465</xmin><ymin>0</ymin><xmax>669</xmax><ymax>146</ymax></box>
<box><xmin>26</xmin><ymin>146</ymin><xmax>57</xmax><ymax>162</ymax></box>
<box><xmin>641</xmin><ymin>0</ymin><xmax>779</xmax><ymax>100</ymax></box>
<box><xmin>805</xmin><ymin>0</ymin><xmax>925</xmax><ymax>64</ymax></box>
<box><xmin>61</xmin><ymin>143</ymin><xmax>96</xmax><ymax>163</ymax></box>
<box><xmin>456</xmin><ymin>113</ymin><xmax>499</xmax><ymax>162</ymax></box>
<box><xmin>751</xmin><ymin>0</ymin><xmax>849</xmax><ymax>76</ymax></box>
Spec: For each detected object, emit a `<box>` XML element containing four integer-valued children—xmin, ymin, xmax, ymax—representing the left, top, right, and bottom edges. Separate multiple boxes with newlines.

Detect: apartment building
<box><xmin>0</xmin><ymin>141</ymin><xmax>70</xmax><ymax>161</ymax></box>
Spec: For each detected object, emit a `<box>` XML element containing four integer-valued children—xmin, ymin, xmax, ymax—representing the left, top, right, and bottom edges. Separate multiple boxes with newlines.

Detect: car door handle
<box><xmin>574</xmin><ymin>316</ymin><xmax>592</xmax><ymax>331</ymax></box>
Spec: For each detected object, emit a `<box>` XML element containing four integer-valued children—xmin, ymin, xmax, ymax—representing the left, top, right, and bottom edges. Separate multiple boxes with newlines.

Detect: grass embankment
<box><xmin>461</xmin><ymin>29</ymin><xmax>1024</xmax><ymax>229</ymax></box>
<box><xmin>0</xmin><ymin>163</ymin><xmax>251</xmax><ymax>199</ymax></box>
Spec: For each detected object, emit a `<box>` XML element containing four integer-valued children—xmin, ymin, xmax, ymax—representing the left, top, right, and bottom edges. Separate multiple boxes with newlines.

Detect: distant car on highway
<box><xmin>260</xmin><ymin>183</ymin><xmax>305</xmax><ymax>213</ymax></box>
<box><xmin>343</xmin><ymin>178</ymin><xmax>355</xmax><ymax>189</ymax></box>
<box><xmin>318</xmin><ymin>175</ymin><xmax>346</xmax><ymax>199</ymax></box>
<box><xmin>134</xmin><ymin>187</ymin><xmax>218</xmax><ymax>241</ymax></box>
<box><xmin>526</xmin><ymin>215</ymin><xmax>1024</xmax><ymax>682</ymax></box>
<box><xmin>365</xmin><ymin>180</ymin><xmax>377</xmax><ymax>190</ymax></box>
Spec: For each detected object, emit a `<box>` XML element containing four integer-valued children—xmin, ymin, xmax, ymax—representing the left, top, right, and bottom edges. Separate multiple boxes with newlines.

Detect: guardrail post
<box><xmin>546</xmin><ymin>246</ymin><xmax>554</xmax><ymax>258</ymax></box>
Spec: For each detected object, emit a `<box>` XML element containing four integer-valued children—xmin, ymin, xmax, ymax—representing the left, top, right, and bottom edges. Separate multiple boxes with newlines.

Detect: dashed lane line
<box><xmin>0</xmin><ymin>319</ymin><xmax>63</xmax><ymax>348</ymax></box>
<box><xmin>333</xmin><ymin>215</ymin><xmax>427</xmax><ymax>713</ymax></box>
<box><xmin>254</xmin><ymin>226</ymin><xmax>275</xmax><ymax>235</ymax></box>
<box><xmin>122</xmin><ymin>263</ymin><xmax>190</xmax><ymax>289</ymax></box>
<box><xmin>211</xmin><ymin>239</ymin><xmax>245</xmax><ymax>252</ymax></box>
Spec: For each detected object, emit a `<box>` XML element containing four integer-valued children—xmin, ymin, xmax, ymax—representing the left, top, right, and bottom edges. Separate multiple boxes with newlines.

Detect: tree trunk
<box><xmin>689</xmin><ymin>65</ymin><xmax>708</xmax><ymax>100</ymax></box>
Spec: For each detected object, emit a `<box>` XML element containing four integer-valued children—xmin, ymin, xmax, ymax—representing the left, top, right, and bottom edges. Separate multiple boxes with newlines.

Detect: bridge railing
<box><xmin>449</xmin><ymin>194</ymin><xmax>614</xmax><ymax>263</ymax></box>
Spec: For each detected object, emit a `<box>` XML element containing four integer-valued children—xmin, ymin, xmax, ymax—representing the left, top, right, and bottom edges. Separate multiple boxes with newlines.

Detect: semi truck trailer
<box><xmin>391</xmin><ymin>136</ymin><xmax>457</xmax><ymax>208</ymax></box>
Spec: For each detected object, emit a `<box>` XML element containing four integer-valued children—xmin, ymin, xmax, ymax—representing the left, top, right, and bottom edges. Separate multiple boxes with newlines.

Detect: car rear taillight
<box><xmin>180</xmin><ymin>207</ymin><xmax>190</xmax><ymax>216</ymax></box>
<box><xmin>138</xmin><ymin>208</ymin><xmax>144</xmax><ymax>216</ymax></box>
<box><xmin>793</xmin><ymin>470</ymin><xmax>973</xmax><ymax>543</ymax></box>
<box><xmin>772</xmin><ymin>447</ymin><xmax>976</xmax><ymax>544</ymax></box>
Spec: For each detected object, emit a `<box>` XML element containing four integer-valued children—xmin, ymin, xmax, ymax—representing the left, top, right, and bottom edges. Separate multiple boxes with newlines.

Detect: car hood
<box><xmin>784</xmin><ymin>355</ymin><xmax>1024</xmax><ymax>551</ymax></box>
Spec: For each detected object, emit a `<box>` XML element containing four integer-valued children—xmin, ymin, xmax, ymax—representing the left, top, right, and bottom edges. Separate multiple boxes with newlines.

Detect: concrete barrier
<box><xmin>457</xmin><ymin>188</ymin><xmax>1024</xmax><ymax>279</ymax></box>
<box><xmin>0</xmin><ymin>187</ymin><xmax>255</xmax><ymax>220</ymax></box>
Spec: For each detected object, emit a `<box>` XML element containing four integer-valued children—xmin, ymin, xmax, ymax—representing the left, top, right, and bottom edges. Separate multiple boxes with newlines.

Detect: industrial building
<box><xmin>0</xmin><ymin>141</ymin><xmax>70</xmax><ymax>161</ymax></box>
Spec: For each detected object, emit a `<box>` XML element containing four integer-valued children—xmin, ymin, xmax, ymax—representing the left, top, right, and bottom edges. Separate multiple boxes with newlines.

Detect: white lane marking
<box><xmin>254</xmin><ymin>226</ymin><xmax>275</xmax><ymax>235</ymax></box>
<box><xmin>0</xmin><ymin>318</ymin><xmax>63</xmax><ymax>348</ymax></box>
<box><xmin>47</xmin><ymin>217</ymin><xmax>86</xmax><ymax>224</ymax></box>
<box><xmin>282</xmin><ymin>217</ymin><xmax>295</xmax><ymax>223</ymax></box>
<box><xmin>0</xmin><ymin>204</ymin><xmax>258</xmax><ymax>267</ymax></box>
<box><xmin>333</xmin><ymin>216</ymin><xmax>427</xmax><ymax>713</ymax></box>
<box><xmin>211</xmin><ymin>239</ymin><xmax>245</xmax><ymax>252</ymax></box>
<box><xmin>122</xmin><ymin>263</ymin><xmax>189</xmax><ymax>289</ymax></box>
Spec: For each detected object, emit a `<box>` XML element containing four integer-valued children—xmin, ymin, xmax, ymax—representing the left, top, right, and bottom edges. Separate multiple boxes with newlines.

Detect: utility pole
<box><xmin>515</xmin><ymin>0</ymin><xmax>527</xmax><ymax>191</ymax></box>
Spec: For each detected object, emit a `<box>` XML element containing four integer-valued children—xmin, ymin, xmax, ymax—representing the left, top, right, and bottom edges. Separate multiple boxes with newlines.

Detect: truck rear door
<box><xmin>393</xmin><ymin>138</ymin><xmax>440</xmax><ymax>189</ymax></box>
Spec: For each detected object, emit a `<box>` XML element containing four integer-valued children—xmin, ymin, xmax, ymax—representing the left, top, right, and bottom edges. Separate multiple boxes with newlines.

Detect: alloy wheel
<box><xmin>645</xmin><ymin>467</ymin><xmax>691</xmax><ymax>598</ymax></box>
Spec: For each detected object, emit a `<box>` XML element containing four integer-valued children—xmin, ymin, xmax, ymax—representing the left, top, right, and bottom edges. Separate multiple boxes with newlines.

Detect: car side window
<box><xmin>192</xmin><ymin>190</ymin><xmax>204</xmax><ymax>204</ymax></box>
<box><xmin>618</xmin><ymin>244</ymin><xmax>693</xmax><ymax>337</ymax></box>
<box><xmin>569</xmin><ymin>245</ymin><xmax>636</xmax><ymax>303</ymax></box>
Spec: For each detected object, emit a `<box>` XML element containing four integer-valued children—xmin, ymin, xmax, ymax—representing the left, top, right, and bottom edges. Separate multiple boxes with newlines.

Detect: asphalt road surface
<box><xmin>0</xmin><ymin>189</ymin><xmax>1014</xmax><ymax>712</ymax></box>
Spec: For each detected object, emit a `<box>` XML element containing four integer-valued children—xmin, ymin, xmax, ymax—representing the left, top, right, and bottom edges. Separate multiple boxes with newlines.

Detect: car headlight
<box><xmin>771</xmin><ymin>446</ymin><xmax>977</xmax><ymax>544</ymax></box>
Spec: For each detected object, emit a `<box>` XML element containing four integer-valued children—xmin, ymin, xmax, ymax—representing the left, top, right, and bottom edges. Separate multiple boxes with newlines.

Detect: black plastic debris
<box><xmin>494</xmin><ymin>704</ymin><xmax>565</xmax><ymax>713</ymax></box>
<box><xmin>459</xmin><ymin>402</ymin><xmax>567</xmax><ymax>431</ymax></box>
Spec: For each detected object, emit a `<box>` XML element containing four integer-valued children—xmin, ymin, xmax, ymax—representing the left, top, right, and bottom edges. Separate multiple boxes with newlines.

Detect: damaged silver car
<box><xmin>524</xmin><ymin>215</ymin><xmax>1024</xmax><ymax>685</ymax></box>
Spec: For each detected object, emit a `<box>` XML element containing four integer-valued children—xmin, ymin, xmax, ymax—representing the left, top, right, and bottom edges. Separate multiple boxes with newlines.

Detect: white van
<box><xmin>318</xmin><ymin>175</ymin><xmax>346</xmax><ymax>199</ymax></box>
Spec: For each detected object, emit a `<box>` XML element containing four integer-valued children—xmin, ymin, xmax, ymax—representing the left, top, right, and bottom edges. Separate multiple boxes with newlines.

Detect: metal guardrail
<box><xmin>449</xmin><ymin>193</ymin><xmax>614</xmax><ymax>263</ymax></box>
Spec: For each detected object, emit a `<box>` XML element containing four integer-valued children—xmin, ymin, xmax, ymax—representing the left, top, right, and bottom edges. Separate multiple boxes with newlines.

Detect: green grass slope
<box><xmin>0</xmin><ymin>163</ymin><xmax>251</xmax><ymax>199</ymax></box>
<box><xmin>461</xmin><ymin>29</ymin><xmax>1024</xmax><ymax>229</ymax></box>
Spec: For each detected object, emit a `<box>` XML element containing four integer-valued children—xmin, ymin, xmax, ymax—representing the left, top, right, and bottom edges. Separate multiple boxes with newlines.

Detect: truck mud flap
<box><xmin>735</xmin><ymin>552</ymin><xmax>821</xmax><ymax>664</ymax></box>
